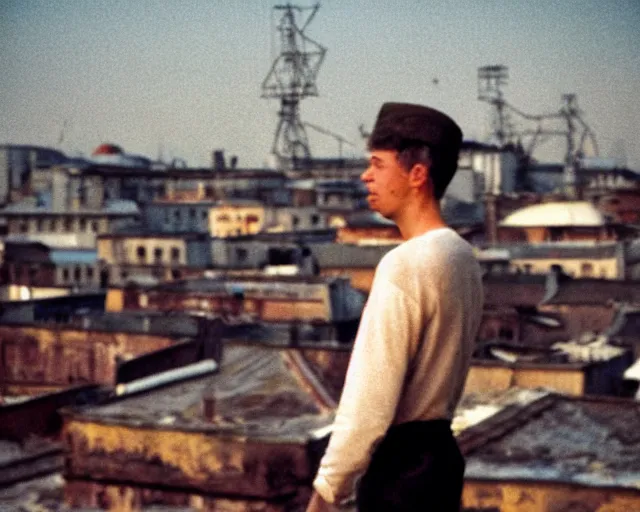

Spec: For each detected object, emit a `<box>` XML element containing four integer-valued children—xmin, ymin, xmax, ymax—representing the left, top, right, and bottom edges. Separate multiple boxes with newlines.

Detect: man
<box><xmin>306</xmin><ymin>103</ymin><xmax>484</xmax><ymax>511</ymax></box>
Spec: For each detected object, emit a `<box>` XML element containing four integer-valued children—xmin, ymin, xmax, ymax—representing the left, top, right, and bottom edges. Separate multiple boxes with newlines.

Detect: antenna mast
<box><xmin>262</xmin><ymin>3</ymin><xmax>326</xmax><ymax>169</ymax></box>
<box><xmin>477</xmin><ymin>65</ymin><xmax>513</xmax><ymax>146</ymax></box>
<box><xmin>478</xmin><ymin>65</ymin><xmax>599</xmax><ymax>196</ymax></box>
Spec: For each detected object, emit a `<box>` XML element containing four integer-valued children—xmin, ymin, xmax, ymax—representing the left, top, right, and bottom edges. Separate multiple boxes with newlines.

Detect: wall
<box><xmin>208</xmin><ymin>204</ymin><xmax>264</xmax><ymax>237</ymax></box>
<box><xmin>464</xmin><ymin>364</ymin><xmax>586</xmax><ymax>396</ymax></box>
<box><xmin>0</xmin><ymin>324</ymin><xmax>176</xmax><ymax>394</ymax></box>
<box><xmin>510</xmin><ymin>258</ymin><xmax>619</xmax><ymax>279</ymax></box>
<box><xmin>462</xmin><ymin>480</ymin><xmax>640</xmax><ymax>512</ymax></box>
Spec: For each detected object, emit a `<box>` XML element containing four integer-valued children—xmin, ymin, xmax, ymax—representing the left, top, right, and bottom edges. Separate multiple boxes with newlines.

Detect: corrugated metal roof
<box><xmin>461</xmin><ymin>394</ymin><xmax>640</xmax><ymax>490</ymax></box>
<box><xmin>65</xmin><ymin>343</ymin><xmax>334</xmax><ymax>441</ymax></box>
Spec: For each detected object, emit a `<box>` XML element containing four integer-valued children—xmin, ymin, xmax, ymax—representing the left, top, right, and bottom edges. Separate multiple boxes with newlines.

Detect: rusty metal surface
<box><xmin>0</xmin><ymin>385</ymin><xmax>106</xmax><ymax>441</ymax></box>
<box><xmin>0</xmin><ymin>324</ymin><xmax>177</xmax><ymax>393</ymax></box>
<box><xmin>65</xmin><ymin>479</ymin><xmax>303</xmax><ymax>511</ymax></box>
<box><xmin>62</xmin><ymin>343</ymin><xmax>334</xmax><ymax>498</ymax></box>
<box><xmin>462</xmin><ymin>393</ymin><xmax>640</xmax><ymax>490</ymax></box>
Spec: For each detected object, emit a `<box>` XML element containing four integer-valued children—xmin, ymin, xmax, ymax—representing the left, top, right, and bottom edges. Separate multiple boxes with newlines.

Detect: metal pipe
<box><xmin>115</xmin><ymin>359</ymin><xmax>217</xmax><ymax>396</ymax></box>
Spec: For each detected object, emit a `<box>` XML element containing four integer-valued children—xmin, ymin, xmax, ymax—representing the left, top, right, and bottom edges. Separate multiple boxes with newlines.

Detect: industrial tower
<box><xmin>262</xmin><ymin>3</ymin><xmax>326</xmax><ymax>168</ymax></box>
<box><xmin>478</xmin><ymin>65</ymin><xmax>599</xmax><ymax>196</ymax></box>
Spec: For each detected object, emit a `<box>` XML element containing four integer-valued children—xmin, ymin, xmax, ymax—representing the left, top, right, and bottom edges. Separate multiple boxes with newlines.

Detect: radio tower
<box><xmin>478</xmin><ymin>65</ymin><xmax>599</xmax><ymax>196</ymax></box>
<box><xmin>262</xmin><ymin>3</ymin><xmax>326</xmax><ymax>169</ymax></box>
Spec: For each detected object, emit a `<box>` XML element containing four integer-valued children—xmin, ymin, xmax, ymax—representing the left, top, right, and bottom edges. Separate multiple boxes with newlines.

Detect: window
<box><xmin>62</xmin><ymin>268</ymin><xmax>70</xmax><ymax>282</ymax></box>
<box><xmin>292</xmin><ymin>215</ymin><xmax>299</xmax><ymax>227</ymax></box>
<box><xmin>171</xmin><ymin>247</ymin><xmax>180</xmax><ymax>263</ymax></box>
<box><xmin>311</xmin><ymin>214</ymin><xmax>319</xmax><ymax>226</ymax></box>
<box><xmin>86</xmin><ymin>267</ymin><xmax>94</xmax><ymax>280</ymax></box>
<box><xmin>64</xmin><ymin>218</ymin><xmax>73</xmax><ymax>232</ymax></box>
<box><xmin>136</xmin><ymin>246</ymin><xmax>147</xmax><ymax>263</ymax></box>
<box><xmin>36</xmin><ymin>219</ymin><xmax>44</xmax><ymax>232</ymax></box>
<box><xmin>189</xmin><ymin>208</ymin><xmax>196</xmax><ymax>219</ymax></box>
<box><xmin>91</xmin><ymin>221</ymin><xmax>99</xmax><ymax>233</ymax></box>
<box><xmin>581</xmin><ymin>262</ymin><xmax>594</xmax><ymax>278</ymax></box>
<box><xmin>236</xmin><ymin>248</ymin><xmax>248</xmax><ymax>262</ymax></box>
<box><xmin>74</xmin><ymin>266</ymin><xmax>82</xmax><ymax>282</ymax></box>
<box><xmin>154</xmin><ymin>247</ymin><xmax>163</xmax><ymax>264</ymax></box>
<box><xmin>79</xmin><ymin>218</ymin><xmax>87</xmax><ymax>231</ymax></box>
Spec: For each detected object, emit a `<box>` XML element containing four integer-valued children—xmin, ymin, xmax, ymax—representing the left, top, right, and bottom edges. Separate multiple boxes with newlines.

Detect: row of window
<box><xmin>14</xmin><ymin>217</ymin><xmax>103</xmax><ymax>234</ymax></box>
<box><xmin>60</xmin><ymin>265</ymin><xmax>95</xmax><ymax>283</ymax></box>
<box><xmin>133</xmin><ymin>246</ymin><xmax>182</xmax><ymax>264</ymax></box>
<box><xmin>163</xmin><ymin>208</ymin><xmax>209</xmax><ymax>223</ymax></box>
<box><xmin>517</xmin><ymin>262</ymin><xmax>610</xmax><ymax>278</ymax></box>
<box><xmin>6</xmin><ymin>264</ymin><xmax>97</xmax><ymax>284</ymax></box>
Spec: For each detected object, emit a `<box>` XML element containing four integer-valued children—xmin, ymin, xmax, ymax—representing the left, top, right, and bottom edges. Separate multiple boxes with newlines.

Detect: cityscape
<box><xmin>1</xmin><ymin>2</ymin><xmax>640</xmax><ymax>511</ymax></box>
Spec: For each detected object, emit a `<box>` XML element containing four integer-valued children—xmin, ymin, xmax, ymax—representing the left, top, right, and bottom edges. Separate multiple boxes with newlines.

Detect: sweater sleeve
<box><xmin>313</xmin><ymin>260</ymin><xmax>424</xmax><ymax>503</ymax></box>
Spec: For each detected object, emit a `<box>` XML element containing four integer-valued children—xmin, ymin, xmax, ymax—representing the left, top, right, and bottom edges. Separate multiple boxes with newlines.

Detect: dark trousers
<box><xmin>356</xmin><ymin>420</ymin><xmax>465</xmax><ymax>512</ymax></box>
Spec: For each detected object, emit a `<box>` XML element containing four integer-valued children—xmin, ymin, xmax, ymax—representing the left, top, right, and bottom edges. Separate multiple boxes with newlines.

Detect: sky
<box><xmin>1</xmin><ymin>0</ymin><xmax>639</xmax><ymax>170</ymax></box>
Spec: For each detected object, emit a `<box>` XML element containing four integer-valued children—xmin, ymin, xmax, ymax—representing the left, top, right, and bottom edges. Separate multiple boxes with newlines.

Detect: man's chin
<box><xmin>368</xmin><ymin>204</ymin><xmax>392</xmax><ymax>220</ymax></box>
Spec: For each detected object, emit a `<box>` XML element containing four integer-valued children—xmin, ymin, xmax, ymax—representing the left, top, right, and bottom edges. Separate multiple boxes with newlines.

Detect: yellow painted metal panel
<box><xmin>463</xmin><ymin>480</ymin><xmax>640</xmax><ymax>512</ymax></box>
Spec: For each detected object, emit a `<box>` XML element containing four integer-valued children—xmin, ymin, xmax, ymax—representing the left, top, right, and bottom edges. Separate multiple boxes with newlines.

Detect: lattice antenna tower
<box><xmin>478</xmin><ymin>65</ymin><xmax>599</xmax><ymax>196</ymax></box>
<box><xmin>478</xmin><ymin>65</ymin><xmax>514</xmax><ymax>146</ymax></box>
<box><xmin>262</xmin><ymin>3</ymin><xmax>326</xmax><ymax>167</ymax></box>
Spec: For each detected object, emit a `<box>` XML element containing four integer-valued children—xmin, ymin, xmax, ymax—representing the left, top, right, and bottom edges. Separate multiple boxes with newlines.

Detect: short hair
<box><xmin>396</xmin><ymin>144</ymin><xmax>444</xmax><ymax>199</ymax></box>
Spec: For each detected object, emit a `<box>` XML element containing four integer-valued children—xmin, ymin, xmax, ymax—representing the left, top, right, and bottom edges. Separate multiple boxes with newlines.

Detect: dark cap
<box><xmin>368</xmin><ymin>102</ymin><xmax>463</xmax><ymax>198</ymax></box>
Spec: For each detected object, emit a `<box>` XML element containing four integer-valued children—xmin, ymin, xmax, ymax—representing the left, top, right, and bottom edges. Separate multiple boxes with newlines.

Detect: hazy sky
<box><xmin>1</xmin><ymin>0</ymin><xmax>639</xmax><ymax>169</ymax></box>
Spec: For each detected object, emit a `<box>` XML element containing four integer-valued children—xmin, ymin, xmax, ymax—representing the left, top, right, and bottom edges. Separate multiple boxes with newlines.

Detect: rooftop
<box><xmin>64</xmin><ymin>342</ymin><xmax>334</xmax><ymax>442</ymax></box>
<box><xmin>500</xmin><ymin>201</ymin><xmax>607</xmax><ymax>228</ymax></box>
<box><xmin>460</xmin><ymin>393</ymin><xmax>640</xmax><ymax>491</ymax></box>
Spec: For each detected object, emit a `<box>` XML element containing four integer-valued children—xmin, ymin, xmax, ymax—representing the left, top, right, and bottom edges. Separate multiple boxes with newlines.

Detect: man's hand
<box><xmin>305</xmin><ymin>490</ymin><xmax>338</xmax><ymax>512</ymax></box>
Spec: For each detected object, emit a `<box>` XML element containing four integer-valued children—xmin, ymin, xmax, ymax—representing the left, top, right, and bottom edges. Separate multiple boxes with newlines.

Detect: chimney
<box><xmin>202</xmin><ymin>394</ymin><xmax>216</xmax><ymax>421</ymax></box>
<box><xmin>213</xmin><ymin>150</ymin><xmax>226</xmax><ymax>171</ymax></box>
<box><xmin>484</xmin><ymin>193</ymin><xmax>498</xmax><ymax>245</ymax></box>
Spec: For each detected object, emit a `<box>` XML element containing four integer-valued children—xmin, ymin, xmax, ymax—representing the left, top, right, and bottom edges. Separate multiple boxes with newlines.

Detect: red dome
<box><xmin>92</xmin><ymin>143</ymin><xmax>124</xmax><ymax>156</ymax></box>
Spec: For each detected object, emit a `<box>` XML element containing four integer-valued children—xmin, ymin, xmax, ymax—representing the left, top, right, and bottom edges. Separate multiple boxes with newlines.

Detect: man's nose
<box><xmin>360</xmin><ymin>166</ymin><xmax>372</xmax><ymax>183</ymax></box>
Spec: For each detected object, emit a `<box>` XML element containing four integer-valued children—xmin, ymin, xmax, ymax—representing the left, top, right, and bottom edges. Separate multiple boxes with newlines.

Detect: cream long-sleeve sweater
<box><xmin>313</xmin><ymin>227</ymin><xmax>484</xmax><ymax>504</ymax></box>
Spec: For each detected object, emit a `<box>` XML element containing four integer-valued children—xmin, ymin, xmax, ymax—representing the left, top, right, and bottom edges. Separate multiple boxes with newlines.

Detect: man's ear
<box><xmin>409</xmin><ymin>163</ymin><xmax>429</xmax><ymax>188</ymax></box>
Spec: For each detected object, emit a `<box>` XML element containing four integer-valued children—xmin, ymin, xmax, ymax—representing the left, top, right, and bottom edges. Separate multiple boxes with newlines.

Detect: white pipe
<box><xmin>115</xmin><ymin>359</ymin><xmax>217</xmax><ymax>396</ymax></box>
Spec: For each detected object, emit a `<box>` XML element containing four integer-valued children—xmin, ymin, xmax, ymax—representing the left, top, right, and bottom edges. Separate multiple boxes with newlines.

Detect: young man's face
<box><xmin>361</xmin><ymin>149</ymin><xmax>411</xmax><ymax>220</ymax></box>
